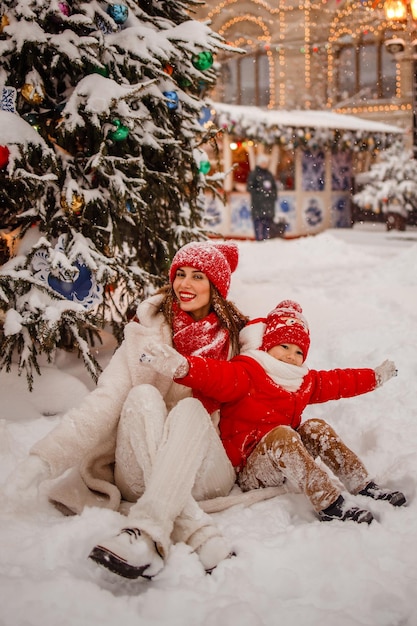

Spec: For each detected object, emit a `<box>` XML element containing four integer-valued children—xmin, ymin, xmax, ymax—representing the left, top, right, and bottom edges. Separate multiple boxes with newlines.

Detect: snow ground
<box><xmin>1</xmin><ymin>222</ymin><xmax>417</xmax><ymax>626</ymax></box>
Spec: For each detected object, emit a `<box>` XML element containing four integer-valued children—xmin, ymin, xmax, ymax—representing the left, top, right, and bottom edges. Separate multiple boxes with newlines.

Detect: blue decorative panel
<box><xmin>332</xmin><ymin>152</ymin><xmax>352</xmax><ymax>191</ymax></box>
<box><xmin>302</xmin><ymin>195</ymin><xmax>325</xmax><ymax>230</ymax></box>
<box><xmin>203</xmin><ymin>195</ymin><xmax>224</xmax><ymax>230</ymax></box>
<box><xmin>302</xmin><ymin>150</ymin><xmax>325</xmax><ymax>191</ymax></box>
<box><xmin>276</xmin><ymin>195</ymin><xmax>296</xmax><ymax>234</ymax></box>
<box><xmin>331</xmin><ymin>193</ymin><xmax>352</xmax><ymax>228</ymax></box>
<box><xmin>229</xmin><ymin>193</ymin><xmax>254</xmax><ymax>237</ymax></box>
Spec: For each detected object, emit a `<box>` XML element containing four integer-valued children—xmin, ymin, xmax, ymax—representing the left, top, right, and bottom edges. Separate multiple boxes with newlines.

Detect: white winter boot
<box><xmin>195</xmin><ymin>534</ymin><xmax>234</xmax><ymax>573</ymax></box>
<box><xmin>89</xmin><ymin>527</ymin><xmax>165</xmax><ymax>579</ymax></box>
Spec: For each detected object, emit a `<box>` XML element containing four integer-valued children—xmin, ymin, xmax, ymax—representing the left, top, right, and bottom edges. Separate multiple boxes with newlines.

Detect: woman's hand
<box><xmin>140</xmin><ymin>342</ymin><xmax>189</xmax><ymax>378</ymax></box>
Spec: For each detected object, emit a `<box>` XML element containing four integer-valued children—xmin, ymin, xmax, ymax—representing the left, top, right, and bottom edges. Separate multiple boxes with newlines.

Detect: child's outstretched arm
<box><xmin>309</xmin><ymin>359</ymin><xmax>398</xmax><ymax>404</ymax></box>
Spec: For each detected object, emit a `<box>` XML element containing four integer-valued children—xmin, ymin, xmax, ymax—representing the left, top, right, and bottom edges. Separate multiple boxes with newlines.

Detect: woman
<box><xmin>6</xmin><ymin>241</ymin><xmax>248</xmax><ymax>580</ymax></box>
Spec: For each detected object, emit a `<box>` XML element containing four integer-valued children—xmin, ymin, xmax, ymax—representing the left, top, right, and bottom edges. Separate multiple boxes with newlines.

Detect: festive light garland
<box><xmin>202</xmin><ymin>0</ymin><xmax>408</xmax><ymax>113</ymax></box>
<box><xmin>213</xmin><ymin>106</ymin><xmax>395</xmax><ymax>153</ymax></box>
<box><xmin>218</xmin><ymin>15</ymin><xmax>276</xmax><ymax>108</ymax></box>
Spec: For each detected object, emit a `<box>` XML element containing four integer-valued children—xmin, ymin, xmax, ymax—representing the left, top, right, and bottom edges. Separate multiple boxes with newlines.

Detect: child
<box><xmin>141</xmin><ymin>300</ymin><xmax>406</xmax><ymax>525</ymax></box>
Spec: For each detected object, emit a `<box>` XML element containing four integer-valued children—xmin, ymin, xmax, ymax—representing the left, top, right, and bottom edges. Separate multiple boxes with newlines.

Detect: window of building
<box><xmin>335</xmin><ymin>35</ymin><xmax>396</xmax><ymax>103</ymax></box>
<box><xmin>337</xmin><ymin>45</ymin><xmax>357</xmax><ymax>100</ymax></box>
<box><xmin>218</xmin><ymin>51</ymin><xmax>270</xmax><ymax>106</ymax></box>
<box><xmin>231</xmin><ymin>142</ymin><xmax>251</xmax><ymax>187</ymax></box>
<box><xmin>276</xmin><ymin>149</ymin><xmax>295</xmax><ymax>191</ymax></box>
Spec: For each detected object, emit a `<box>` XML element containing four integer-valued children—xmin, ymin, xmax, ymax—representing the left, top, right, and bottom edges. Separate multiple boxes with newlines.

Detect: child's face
<box><xmin>267</xmin><ymin>343</ymin><xmax>304</xmax><ymax>366</ymax></box>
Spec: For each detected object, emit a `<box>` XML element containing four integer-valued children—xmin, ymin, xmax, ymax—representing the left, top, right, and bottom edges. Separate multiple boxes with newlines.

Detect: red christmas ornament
<box><xmin>58</xmin><ymin>2</ymin><xmax>70</xmax><ymax>16</ymax></box>
<box><xmin>0</xmin><ymin>145</ymin><xmax>10</xmax><ymax>169</ymax></box>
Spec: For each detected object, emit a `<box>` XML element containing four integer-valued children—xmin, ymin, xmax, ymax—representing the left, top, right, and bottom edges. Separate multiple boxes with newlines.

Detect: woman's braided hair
<box><xmin>157</xmin><ymin>284</ymin><xmax>249</xmax><ymax>357</ymax></box>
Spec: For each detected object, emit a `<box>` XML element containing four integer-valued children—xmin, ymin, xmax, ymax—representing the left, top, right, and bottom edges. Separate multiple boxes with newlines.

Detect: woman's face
<box><xmin>172</xmin><ymin>266</ymin><xmax>211</xmax><ymax>320</ymax></box>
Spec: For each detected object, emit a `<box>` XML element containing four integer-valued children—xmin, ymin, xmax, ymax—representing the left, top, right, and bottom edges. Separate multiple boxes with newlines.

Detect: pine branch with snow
<box><xmin>353</xmin><ymin>140</ymin><xmax>417</xmax><ymax>219</ymax></box>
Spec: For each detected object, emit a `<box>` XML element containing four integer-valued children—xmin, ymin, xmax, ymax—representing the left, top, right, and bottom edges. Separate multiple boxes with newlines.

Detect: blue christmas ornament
<box><xmin>107</xmin><ymin>4</ymin><xmax>128</xmax><ymax>24</ymax></box>
<box><xmin>126</xmin><ymin>200</ymin><xmax>136</xmax><ymax>213</ymax></box>
<box><xmin>31</xmin><ymin>237</ymin><xmax>104</xmax><ymax>309</ymax></box>
<box><xmin>198</xmin><ymin>105</ymin><xmax>212</xmax><ymax>125</ymax></box>
<box><xmin>48</xmin><ymin>263</ymin><xmax>93</xmax><ymax>302</ymax></box>
<box><xmin>163</xmin><ymin>91</ymin><xmax>179</xmax><ymax>110</ymax></box>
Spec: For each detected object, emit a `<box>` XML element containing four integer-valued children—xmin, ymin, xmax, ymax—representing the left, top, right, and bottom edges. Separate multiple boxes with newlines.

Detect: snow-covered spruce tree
<box><xmin>0</xmin><ymin>0</ymin><xmax>230</xmax><ymax>388</ymax></box>
<box><xmin>353</xmin><ymin>140</ymin><xmax>417</xmax><ymax>231</ymax></box>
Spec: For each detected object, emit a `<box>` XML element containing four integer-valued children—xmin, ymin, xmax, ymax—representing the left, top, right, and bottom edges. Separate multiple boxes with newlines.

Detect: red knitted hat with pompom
<box><xmin>169</xmin><ymin>241</ymin><xmax>238</xmax><ymax>298</ymax></box>
<box><xmin>260</xmin><ymin>300</ymin><xmax>310</xmax><ymax>358</ymax></box>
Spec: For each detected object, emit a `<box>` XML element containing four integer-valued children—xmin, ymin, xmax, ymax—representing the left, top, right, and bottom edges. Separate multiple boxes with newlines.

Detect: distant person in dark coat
<box><xmin>247</xmin><ymin>154</ymin><xmax>278</xmax><ymax>241</ymax></box>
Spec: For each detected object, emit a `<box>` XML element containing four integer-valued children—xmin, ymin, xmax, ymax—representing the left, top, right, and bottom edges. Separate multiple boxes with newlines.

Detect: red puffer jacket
<box><xmin>177</xmin><ymin>355</ymin><xmax>377</xmax><ymax>469</ymax></box>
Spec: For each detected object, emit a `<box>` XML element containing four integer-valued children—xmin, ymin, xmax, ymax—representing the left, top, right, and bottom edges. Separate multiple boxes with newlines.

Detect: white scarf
<box><xmin>242</xmin><ymin>349</ymin><xmax>309</xmax><ymax>392</ymax></box>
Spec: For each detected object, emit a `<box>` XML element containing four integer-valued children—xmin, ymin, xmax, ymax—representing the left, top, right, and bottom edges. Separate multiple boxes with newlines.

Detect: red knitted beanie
<box><xmin>260</xmin><ymin>300</ymin><xmax>310</xmax><ymax>358</ymax></box>
<box><xmin>169</xmin><ymin>241</ymin><xmax>239</xmax><ymax>298</ymax></box>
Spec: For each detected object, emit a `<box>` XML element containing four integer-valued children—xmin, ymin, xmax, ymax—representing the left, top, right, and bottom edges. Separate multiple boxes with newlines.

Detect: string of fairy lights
<box><xmin>218</xmin><ymin>15</ymin><xmax>276</xmax><ymax>108</ymax></box>
<box><xmin>203</xmin><ymin>0</ymin><xmax>413</xmax><ymax>116</ymax></box>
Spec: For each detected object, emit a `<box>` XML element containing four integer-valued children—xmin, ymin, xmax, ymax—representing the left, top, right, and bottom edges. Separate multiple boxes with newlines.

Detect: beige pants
<box><xmin>238</xmin><ymin>418</ymin><xmax>370</xmax><ymax>512</ymax></box>
<box><xmin>114</xmin><ymin>384</ymin><xmax>236</xmax><ymax>554</ymax></box>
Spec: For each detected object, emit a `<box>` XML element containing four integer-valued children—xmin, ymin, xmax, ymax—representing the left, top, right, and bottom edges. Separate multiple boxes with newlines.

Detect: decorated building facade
<box><xmin>195</xmin><ymin>0</ymin><xmax>414</xmax><ymax>237</ymax></box>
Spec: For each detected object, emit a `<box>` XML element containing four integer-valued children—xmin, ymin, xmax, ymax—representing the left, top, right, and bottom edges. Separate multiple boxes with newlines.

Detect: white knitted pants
<box><xmin>114</xmin><ymin>384</ymin><xmax>235</xmax><ymax>555</ymax></box>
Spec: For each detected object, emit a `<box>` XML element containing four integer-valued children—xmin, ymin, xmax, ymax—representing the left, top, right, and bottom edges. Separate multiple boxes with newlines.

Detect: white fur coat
<box><xmin>32</xmin><ymin>294</ymin><xmax>191</xmax><ymax>513</ymax></box>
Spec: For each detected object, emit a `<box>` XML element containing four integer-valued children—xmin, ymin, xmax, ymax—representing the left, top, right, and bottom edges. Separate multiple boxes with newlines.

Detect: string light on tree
<box><xmin>22</xmin><ymin>113</ymin><xmax>41</xmax><ymax>132</ymax></box>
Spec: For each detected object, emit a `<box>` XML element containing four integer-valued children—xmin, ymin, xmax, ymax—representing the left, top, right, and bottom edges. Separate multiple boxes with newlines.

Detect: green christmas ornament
<box><xmin>92</xmin><ymin>64</ymin><xmax>110</xmax><ymax>77</ymax></box>
<box><xmin>108</xmin><ymin>119</ymin><xmax>129</xmax><ymax>142</ymax></box>
<box><xmin>192</xmin><ymin>51</ymin><xmax>213</xmax><ymax>71</ymax></box>
<box><xmin>178</xmin><ymin>76</ymin><xmax>192</xmax><ymax>88</ymax></box>
<box><xmin>199</xmin><ymin>160</ymin><xmax>211</xmax><ymax>174</ymax></box>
